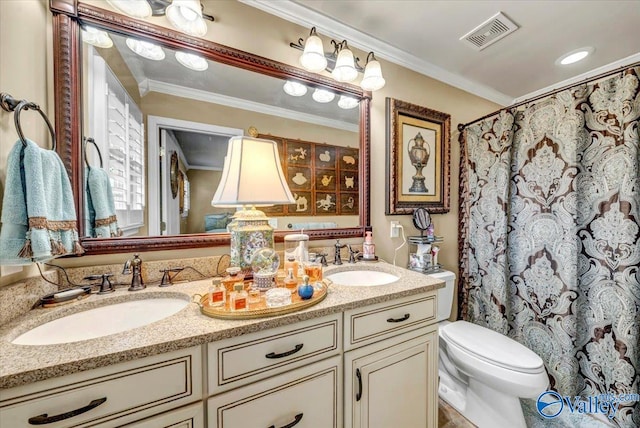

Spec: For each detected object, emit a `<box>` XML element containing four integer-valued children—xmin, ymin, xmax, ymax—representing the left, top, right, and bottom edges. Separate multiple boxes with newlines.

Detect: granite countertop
<box><xmin>0</xmin><ymin>262</ymin><xmax>444</xmax><ymax>390</ymax></box>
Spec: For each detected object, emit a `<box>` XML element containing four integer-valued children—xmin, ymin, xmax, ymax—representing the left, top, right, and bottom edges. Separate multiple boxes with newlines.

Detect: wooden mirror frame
<box><xmin>50</xmin><ymin>0</ymin><xmax>371</xmax><ymax>255</ymax></box>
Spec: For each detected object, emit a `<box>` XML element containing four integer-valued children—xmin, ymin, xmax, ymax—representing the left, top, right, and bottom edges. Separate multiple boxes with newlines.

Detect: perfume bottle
<box><xmin>230</xmin><ymin>283</ymin><xmax>248</xmax><ymax>312</ymax></box>
<box><xmin>298</xmin><ymin>275</ymin><xmax>314</xmax><ymax>300</ymax></box>
<box><xmin>362</xmin><ymin>231</ymin><xmax>376</xmax><ymax>260</ymax></box>
<box><xmin>284</xmin><ymin>268</ymin><xmax>298</xmax><ymax>294</ymax></box>
<box><xmin>283</xmin><ymin>256</ymin><xmax>299</xmax><ymax>280</ymax></box>
<box><xmin>208</xmin><ymin>278</ymin><xmax>226</xmax><ymax>307</ymax></box>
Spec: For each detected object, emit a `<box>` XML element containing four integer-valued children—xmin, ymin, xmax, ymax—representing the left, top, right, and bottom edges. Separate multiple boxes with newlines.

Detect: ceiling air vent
<box><xmin>460</xmin><ymin>12</ymin><xmax>518</xmax><ymax>51</ymax></box>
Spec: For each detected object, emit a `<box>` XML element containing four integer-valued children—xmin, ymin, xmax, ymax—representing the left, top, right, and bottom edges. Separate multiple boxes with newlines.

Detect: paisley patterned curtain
<box><xmin>459</xmin><ymin>66</ymin><xmax>639</xmax><ymax>427</ymax></box>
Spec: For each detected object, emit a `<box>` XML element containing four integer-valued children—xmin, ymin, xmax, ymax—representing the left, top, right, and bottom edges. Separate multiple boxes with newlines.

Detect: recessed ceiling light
<box><xmin>175</xmin><ymin>51</ymin><xmax>208</xmax><ymax>71</ymax></box>
<box><xmin>283</xmin><ymin>81</ymin><xmax>308</xmax><ymax>97</ymax></box>
<box><xmin>126</xmin><ymin>38</ymin><xmax>165</xmax><ymax>61</ymax></box>
<box><xmin>556</xmin><ymin>47</ymin><xmax>594</xmax><ymax>65</ymax></box>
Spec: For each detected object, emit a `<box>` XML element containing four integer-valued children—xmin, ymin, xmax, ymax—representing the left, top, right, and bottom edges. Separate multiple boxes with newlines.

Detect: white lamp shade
<box><xmin>82</xmin><ymin>26</ymin><xmax>113</xmax><ymax>49</ymax></box>
<box><xmin>211</xmin><ymin>136</ymin><xmax>295</xmax><ymax>206</ymax></box>
<box><xmin>166</xmin><ymin>0</ymin><xmax>208</xmax><ymax>37</ymax></box>
<box><xmin>361</xmin><ymin>59</ymin><xmax>386</xmax><ymax>91</ymax></box>
<box><xmin>175</xmin><ymin>51</ymin><xmax>208</xmax><ymax>71</ymax></box>
<box><xmin>107</xmin><ymin>0</ymin><xmax>151</xmax><ymax>18</ymax></box>
<box><xmin>338</xmin><ymin>95</ymin><xmax>359</xmax><ymax>109</ymax></box>
<box><xmin>332</xmin><ymin>48</ymin><xmax>358</xmax><ymax>82</ymax></box>
<box><xmin>300</xmin><ymin>34</ymin><xmax>328</xmax><ymax>72</ymax></box>
<box><xmin>312</xmin><ymin>88</ymin><xmax>335</xmax><ymax>103</ymax></box>
<box><xmin>283</xmin><ymin>80</ymin><xmax>308</xmax><ymax>96</ymax></box>
<box><xmin>126</xmin><ymin>38</ymin><xmax>165</xmax><ymax>60</ymax></box>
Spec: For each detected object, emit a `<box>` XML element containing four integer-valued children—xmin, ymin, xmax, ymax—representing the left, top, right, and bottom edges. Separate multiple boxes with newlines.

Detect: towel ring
<box><xmin>0</xmin><ymin>93</ymin><xmax>56</xmax><ymax>150</ymax></box>
<box><xmin>83</xmin><ymin>137</ymin><xmax>104</xmax><ymax>168</ymax></box>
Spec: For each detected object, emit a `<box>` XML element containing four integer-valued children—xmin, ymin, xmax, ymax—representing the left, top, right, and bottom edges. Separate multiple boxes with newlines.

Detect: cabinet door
<box><xmin>208</xmin><ymin>356</ymin><xmax>341</xmax><ymax>428</ymax></box>
<box><xmin>121</xmin><ymin>402</ymin><xmax>203</xmax><ymax>428</ymax></box>
<box><xmin>344</xmin><ymin>327</ymin><xmax>438</xmax><ymax>428</ymax></box>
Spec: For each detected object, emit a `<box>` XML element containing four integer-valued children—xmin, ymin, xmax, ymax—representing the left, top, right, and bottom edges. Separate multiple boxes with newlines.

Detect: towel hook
<box><xmin>83</xmin><ymin>137</ymin><xmax>104</xmax><ymax>168</ymax></box>
<box><xmin>0</xmin><ymin>92</ymin><xmax>56</xmax><ymax>150</ymax></box>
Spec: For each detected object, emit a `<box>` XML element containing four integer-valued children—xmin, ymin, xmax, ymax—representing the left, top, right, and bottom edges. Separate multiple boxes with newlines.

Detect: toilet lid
<box><xmin>441</xmin><ymin>321</ymin><xmax>544</xmax><ymax>374</ymax></box>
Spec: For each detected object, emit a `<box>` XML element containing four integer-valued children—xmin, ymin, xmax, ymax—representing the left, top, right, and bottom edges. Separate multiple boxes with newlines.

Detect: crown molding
<box><xmin>140</xmin><ymin>79</ymin><xmax>359</xmax><ymax>133</ymax></box>
<box><xmin>240</xmin><ymin>0</ymin><xmax>513</xmax><ymax>106</ymax></box>
<box><xmin>511</xmin><ymin>52</ymin><xmax>640</xmax><ymax>104</ymax></box>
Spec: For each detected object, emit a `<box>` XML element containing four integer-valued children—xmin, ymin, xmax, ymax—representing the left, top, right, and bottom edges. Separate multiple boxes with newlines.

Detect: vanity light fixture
<box><xmin>211</xmin><ymin>136</ymin><xmax>295</xmax><ymax>271</ymax></box>
<box><xmin>291</xmin><ymin>27</ymin><xmax>386</xmax><ymax>91</ymax></box>
<box><xmin>556</xmin><ymin>47</ymin><xmax>594</xmax><ymax>65</ymax></box>
<box><xmin>126</xmin><ymin>38</ymin><xmax>165</xmax><ymax>61</ymax></box>
<box><xmin>338</xmin><ymin>95</ymin><xmax>359</xmax><ymax>109</ymax></box>
<box><xmin>107</xmin><ymin>0</ymin><xmax>152</xmax><ymax>18</ymax></box>
<box><xmin>175</xmin><ymin>51</ymin><xmax>208</xmax><ymax>71</ymax></box>
<box><xmin>165</xmin><ymin>0</ymin><xmax>208</xmax><ymax>37</ymax></box>
<box><xmin>312</xmin><ymin>88</ymin><xmax>336</xmax><ymax>103</ymax></box>
<box><xmin>283</xmin><ymin>80</ymin><xmax>308</xmax><ymax>97</ymax></box>
<box><xmin>81</xmin><ymin>26</ymin><xmax>113</xmax><ymax>49</ymax></box>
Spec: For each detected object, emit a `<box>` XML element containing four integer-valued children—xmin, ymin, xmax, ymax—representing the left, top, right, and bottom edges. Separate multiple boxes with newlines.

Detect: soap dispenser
<box><xmin>362</xmin><ymin>231</ymin><xmax>376</xmax><ymax>260</ymax></box>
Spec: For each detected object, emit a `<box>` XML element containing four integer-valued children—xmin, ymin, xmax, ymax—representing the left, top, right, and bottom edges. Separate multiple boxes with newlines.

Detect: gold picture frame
<box><xmin>385</xmin><ymin>98</ymin><xmax>451</xmax><ymax>214</ymax></box>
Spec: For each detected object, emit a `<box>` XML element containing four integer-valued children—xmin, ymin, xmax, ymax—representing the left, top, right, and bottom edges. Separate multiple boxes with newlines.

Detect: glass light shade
<box><xmin>211</xmin><ymin>136</ymin><xmax>295</xmax><ymax>206</ymax></box>
<box><xmin>300</xmin><ymin>34</ymin><xmax>328</xmax><ymax>72</ymax></box>
<box><xmin>165</xmin><ymin>0</ymin><xmax>208</xmax><ymax>37</ymax></box>
<box><xmin>175</xmin><ymin>51</ymin><xmax>208</xmax><ymax>71</ymax></box>
<box><xmin>360</xmin><ymin>59</ymin><xmax>386</xmax><ymax>91</ymax></box>
<box><xmin>331</xmin><ymin>48</ymin><xmax>358</xmax><ymax>82</ymax></box>
<box><xmin>338</xmin><ymin>95</ymin><xmax>359</xmax><ymax>109</ymax></box>
<box><xmin>126</xmin><ymin>38</ymin><xmax>165</xmax><ymax>61</ymax></box>
<box><xmin>82</xmin><ymin>26</ymin><xmax>113</xmax><ymax>49</ymax></box>
<box><xmin>283</xmin><ymin>80</ymin><xmax>308</xmax><ymax>97</ymax></box>
<box><xmin>106</xmin><ymin>0</ymin><xmax>151</xmax><ymax>18</ymax></box>
<box><xmin>312</xmin><ymin>88</ymin><xmax>335</xmax><ymax>103</ymax></box>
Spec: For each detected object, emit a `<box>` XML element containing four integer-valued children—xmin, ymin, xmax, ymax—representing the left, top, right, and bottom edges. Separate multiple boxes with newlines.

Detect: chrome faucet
<box><xmin>124</xmin><ymin>254</ymin><xmax>145</xmax><ymax>291</ymax></box>
<box><xmin>334</xmin><ymin>240</ymin><xmax>346</xmax><ymax>265</ymax></box>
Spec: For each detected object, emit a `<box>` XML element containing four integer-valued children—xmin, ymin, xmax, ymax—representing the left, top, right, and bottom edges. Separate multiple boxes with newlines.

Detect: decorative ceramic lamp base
<box><xmin>229</xmin><ymin>208</ymin><xmax>274</xmax><ymax>272</ymax></box>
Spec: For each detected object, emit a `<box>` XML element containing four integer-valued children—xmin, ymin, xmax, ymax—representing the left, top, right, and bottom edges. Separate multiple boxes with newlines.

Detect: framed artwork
<box><xmin>315</xmin><ymin>145</ymin><xmax>337</xmax><ymax>169</ymax></box>
<box><xmin>315</xmin><ymin>192</ymin><xmax>338</xmax><ymax>214</ymax></box>
<box><xmin>385</xmin><ymin>98</ymin><xmax>451</xmax><ymax>214</ymax></box>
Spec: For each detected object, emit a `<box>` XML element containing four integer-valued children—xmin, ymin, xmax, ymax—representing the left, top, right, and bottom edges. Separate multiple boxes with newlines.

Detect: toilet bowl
<box><xmin>429</xmin><ymin>271</ymin><xmax>549</xmax><ymax>428</ymax></box>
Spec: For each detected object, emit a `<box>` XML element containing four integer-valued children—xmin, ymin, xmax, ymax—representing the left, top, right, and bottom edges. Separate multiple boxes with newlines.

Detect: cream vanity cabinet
<box><xmin>343</xmin><ymin>293</ymin><xmax>439</xmax><ymax>428</ymax></box>
<box><xmin>207</xmin><ymin>314</ymin><xmax>342</xmax><ymax>428</ymax></box>
<box><xmin>0</xmin><ymin>346</ymin><xmax>203</xmax><ymax>428</ymax></box>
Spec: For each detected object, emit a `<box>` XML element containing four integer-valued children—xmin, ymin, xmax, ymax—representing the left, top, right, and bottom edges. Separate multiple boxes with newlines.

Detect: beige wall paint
<box><xmin>0</xmin><ymin>0</ymin><xmax>502</xmax><ymax>308</ymax></box>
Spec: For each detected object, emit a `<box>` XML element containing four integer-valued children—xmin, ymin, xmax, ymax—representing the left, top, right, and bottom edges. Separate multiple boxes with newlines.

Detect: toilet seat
<box><xmin>440</xmin><ymin>321</ymin><xmax>544</xmax><ymax>374</ymax></box>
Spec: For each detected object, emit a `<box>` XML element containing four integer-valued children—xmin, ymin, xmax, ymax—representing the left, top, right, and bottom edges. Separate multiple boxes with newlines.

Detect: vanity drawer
<box><xmin>208</xmin><ymin>314</ymin><xmax>341</xmax><ymax>394</ymax></box>
<box><xmin>208</xmin><ymin>355</ymin><xmax>341</xmax><ymax>428</ymax></box>
<box><xmin>0</xmin><ymin>346</ymin><xmax>202</xmax><ymax>428</ymax></box>
<box><xmin>344</xmin><ymin>292</ymin><xmax>436</xmax><ymax>350</ymax></box>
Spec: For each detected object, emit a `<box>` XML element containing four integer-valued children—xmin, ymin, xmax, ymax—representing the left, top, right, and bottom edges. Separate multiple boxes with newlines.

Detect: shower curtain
<box><xmin>459</xmin><ymin>65</ymin><xmax>639</xmax><ymax>427</ymax></box>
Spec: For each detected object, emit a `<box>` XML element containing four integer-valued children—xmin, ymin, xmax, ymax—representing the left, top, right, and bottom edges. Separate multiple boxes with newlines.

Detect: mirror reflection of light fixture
<box><xmin>312</xmin><ymin>88</ymin><xmax>336</xmax><ymax>103</ymax></box>
<box><xmin>299</xmin><ymin>27</ymin><xmax>328</xmax><ymax>72</ymax></box>
<box><xmin>360</xmin><ymin>52</ymin><xmax>386</xmax><ymax>91</ymax></box>
<box><xmin>81</xmin><ymin>26</ymin><xmax>113</xmax><ymax>49</ymax></box>
<box><xmin>165</xmin><ymin>0</ymin><xmax>208</xmax><ymax>37</ymax></box>
<box><xmin>331</xmin><ymin>41</ymin><xmax>358</xmax><ymax>83</ymax></box>
<box><xmin>211</xmin><ymin>136</ymin><xmax>295</xmax><ymax>271</ymax></box>
<box><xmin>126</xmin><ymin>38</ymin><xmax>165</xmax><ymax>60</ymax></box>
<box><xmin>338</xmin><ymin>95</ymin><xmax>359</xmax><ymax>109</ymax></box>
<box><xmin>175</xmin><ymin>51</ymin><xmax>208</xmax><ymax>71</ymax></box>
<box><xmin>283</xmin><ymin>80</ymin><xmax>308</xmax><ymax>97</ymax></box>
<box><xmin>107</xmin><ymin>0</ymin><xmax>152</xmax><ymax>18</ymax></box>
<box><xmin>290</xmin><ymin>27</ymin><xmax>386</xmax><ymax>91</ymax></box>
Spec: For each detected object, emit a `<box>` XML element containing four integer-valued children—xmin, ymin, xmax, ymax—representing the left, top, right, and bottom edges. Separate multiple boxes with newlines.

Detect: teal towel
<box><xmin>0</xmin><ymin>139</ymin><xmax>84</xmax><ymax>264</ymax></box>
<box><xmin>86</xmin><ymin>166</ymin><xmax>121</xmax><ymax>238</ymax></box>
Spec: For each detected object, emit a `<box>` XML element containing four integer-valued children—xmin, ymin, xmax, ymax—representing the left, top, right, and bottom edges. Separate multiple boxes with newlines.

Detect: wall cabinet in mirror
<box><xmin>50</xmin><ymin>0</ymin><xmax>371</xmax><ymax>255</ymax></box>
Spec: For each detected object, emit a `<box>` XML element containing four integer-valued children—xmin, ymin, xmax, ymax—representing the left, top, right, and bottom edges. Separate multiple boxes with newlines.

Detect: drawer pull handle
<box><xmin>387</xmin><ymin>313</ymin><xmax>410</xmax><ymax>323</ymax></box>
<box><xmin>28</xmin><ymin>397</ymin><xmax>107</xmax><ymax>425</ymax></box>
<box><xmin>265</xmin><ymin>343</ymin><xmax>304</xmax><ymax>359</ymax></box>
<box><xmin>356</xmin><ymin>368</ymin><xmax>363</xmax><ymax>401</ymax></box>
<box><xmin>268</xmin><ymin>412</ymin><xmax>303</xmax><ymax>428</ymax></box>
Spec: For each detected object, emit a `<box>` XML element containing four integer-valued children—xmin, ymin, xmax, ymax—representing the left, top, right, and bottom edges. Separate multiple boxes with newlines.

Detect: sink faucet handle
<box><xmin>347</xmin><ymin>245</ymin><xmax>359</xmax><ymax>263</ymax></box>
<box><xmin>122</xmin><ymin>259</ymin><xmax>132</xmax><ymax>275</ymax></box>
<box><xmin>84</xmin><ymin>274</ymin><xmax>114</xmax><ymax>294</ymax></box>
<box><xmin>317</xmin><ymin>252</ymin><xmax>328</xmax><ymax>267</ymax></box>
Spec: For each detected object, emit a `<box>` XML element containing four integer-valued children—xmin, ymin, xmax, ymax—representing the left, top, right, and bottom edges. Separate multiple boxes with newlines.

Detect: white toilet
<box><xmin>429</xmin><ymin>270</ymin><xmax>549</xmax><ymax>428</ymax></box>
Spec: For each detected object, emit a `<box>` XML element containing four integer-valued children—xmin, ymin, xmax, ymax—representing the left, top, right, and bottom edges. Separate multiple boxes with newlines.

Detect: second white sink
<box><xmin>12</xmin><ymin>298</ymin><xmax>189</xmax><ymax>346</ymax></box>
<box><xmin>326</xmin><ymin>270</ymin><xmax>400</xmax><ymax>286</ymax></box>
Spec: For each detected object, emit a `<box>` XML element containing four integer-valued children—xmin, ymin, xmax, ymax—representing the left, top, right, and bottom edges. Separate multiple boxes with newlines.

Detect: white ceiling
<box><xmin>244</xmin><ymin>0</ymin><xmax>640</xmax><ymax>105</ymax></box>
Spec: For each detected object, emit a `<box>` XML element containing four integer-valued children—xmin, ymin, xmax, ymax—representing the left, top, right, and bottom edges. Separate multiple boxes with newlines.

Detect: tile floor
<box><xmin>438</xmin><ymin>398</ymin><xmax>476</xmax><ymax>428</ymax></box>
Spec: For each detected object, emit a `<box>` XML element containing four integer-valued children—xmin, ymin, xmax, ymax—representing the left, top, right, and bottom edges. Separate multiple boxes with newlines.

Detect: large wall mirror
<box><xmin>50</xmin><ymin>0</ymin><xmax>370</xmax><ymax>255</ymax></box>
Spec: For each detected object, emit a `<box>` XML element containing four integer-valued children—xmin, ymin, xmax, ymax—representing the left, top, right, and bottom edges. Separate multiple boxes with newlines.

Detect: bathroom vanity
<box><xmin>0</xmin><ymin>263</ymin><xmax>442</xmax><ymax>427</ymax></box>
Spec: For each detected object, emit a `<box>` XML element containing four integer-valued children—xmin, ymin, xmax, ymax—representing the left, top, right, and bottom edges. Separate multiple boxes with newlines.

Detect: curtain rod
<box><xmin>457</xmin><ymin>61</ymin><xmax>640</xmax><ymax>132</ymax></box>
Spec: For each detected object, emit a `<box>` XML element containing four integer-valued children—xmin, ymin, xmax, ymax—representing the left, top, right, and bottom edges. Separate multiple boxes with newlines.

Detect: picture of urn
<box><xmin>407</xmin><ymin>132</ymin><xmax>430</xmax><ymax>192</ymax></box>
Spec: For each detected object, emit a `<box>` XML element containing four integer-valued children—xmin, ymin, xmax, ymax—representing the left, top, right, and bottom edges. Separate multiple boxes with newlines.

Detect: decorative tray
<box><xmin>194</xmin><ymin>283</ymin><xmax>328</xmax><ymax>320</ymax></box>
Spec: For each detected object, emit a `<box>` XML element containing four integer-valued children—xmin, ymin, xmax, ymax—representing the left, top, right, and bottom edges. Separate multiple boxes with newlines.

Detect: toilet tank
<box><xmin>427</xmin><ymin>270</ymin><xmax>456</xmax><ymax>322</ymax></box>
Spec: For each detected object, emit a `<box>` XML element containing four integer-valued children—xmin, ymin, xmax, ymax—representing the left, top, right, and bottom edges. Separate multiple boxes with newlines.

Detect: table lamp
<box><xmin>211</xmin><ymin>136</ymin><xmax>295</xmax><ymax>271</ymax></box>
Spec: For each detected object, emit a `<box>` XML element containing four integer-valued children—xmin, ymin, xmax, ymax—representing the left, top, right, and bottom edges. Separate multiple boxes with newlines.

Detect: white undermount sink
<box><xmin>326</xmin><ymin>269</ymin><xmax>400</xmax><ymax>286</ymax></box>
<box><xmin>12</xmin><ymin>298</ymin><xmax>188</xmax><ymax>346</ymax></box>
